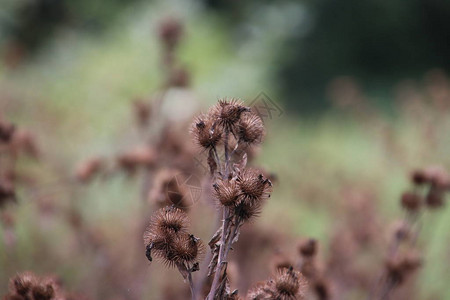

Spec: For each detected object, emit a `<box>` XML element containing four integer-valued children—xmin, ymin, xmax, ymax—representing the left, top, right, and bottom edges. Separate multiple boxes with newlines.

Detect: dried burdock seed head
<box><xmin>400</xmin><ymin>192</ymin><xmax>422</xmax><ymax>212</ymax></box>
<box><xmin>247</xmin><ymin>281</ymin><xmax>274</xmax><ymax>300</ymax></box>
<box><xmin>213</xmin><ymin>178</ymin><xmax>240</xmax><ymax>207</ymax></box>
<box><xmin>411</xmin><ymin>169</ymin><xmax>428</xmax><ymax>186</ymax></box>
<box><xmin>143</xmin><ymin>207</ymin><xmax>187</xmax><ymax>260</ymax></box>
<box><xmin>237</xmin><ymin>112</ymin><xmax>264</xmax><ymax>145</ymax></box>
<box><xmin>210</xmin><ymin>98</ymin><xmax>250</xmax><ymax>132</ymax></box>
<box><xmin>191</xmin><ymin>114</ymin><xmax>222</xmax><ymax>150</ymax></box>
<box><xmin>31</xmin><ymin>282</ymin><xmax>55</xmax><ymax>300</ymax></box>
<box><xmin>233</xmin><ymin>201</ymin><xmax>261</xmax><ymax>221</ymax></box>
<box><xmin>159</xmin><ymin>235</ymin><xmax>203</xmax><ymax>267</ymax></box>
<box><xmin>145</xmin><ymin>230</ymin><xmax>172</xmax><ymax>260</ymax></box>
<box><xmin>145</xmin><ymin>206</ymin><xmax>189</xmax><ymax>238</ymax></box>
<box><xmin>143</xmin><ymin>207</ymin><xmax>203</xmax><ymax>268</ymax></box>
<box><xmin>171</xmin><ymin>233</ymin><xmax>204</xmax><ymax>264</ymax></box>
<box><xmin>5</xmin><ymin>272</ymin><xmax>70</xmax><ymax>300</ymax></box>
<box><xmin>158</xmin><ymin>17</ymin><xmax>183</xmax><ymax>50</ymax></box>
<box><xmin>385</xmin><ymin>250</ymin><xmax>422</xmax><ymax>284</ymax></box>
<box><xmin>273</xmin><ymin>267</ymin><xmax>307</xmax><ymax>300</ymax></box>
<box><xmin>298</xmin><ymin>238</ymin><xmax>318</xmax><ymax>258</ymax></box>
<box><xmin>10</xmin><ymin>272</ymin><xmax>36</xmax><ymax>295</ymax></box>
<box><xmin>237</xmin><ymin>168</ymin><xmax>272</xmax><ymax>205</ymax></box>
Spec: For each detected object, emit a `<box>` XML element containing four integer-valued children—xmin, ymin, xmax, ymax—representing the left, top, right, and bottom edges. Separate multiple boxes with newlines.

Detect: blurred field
<box><xmin>1</xmin><ymin>1</ymin><xmax>450</xmax><ymax>299</ymax></box>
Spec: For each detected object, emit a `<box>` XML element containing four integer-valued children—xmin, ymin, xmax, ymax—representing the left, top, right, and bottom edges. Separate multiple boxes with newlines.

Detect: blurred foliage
<box><xmin>279</xmin><ymin>0</ymin><xmax>450</xmax><ymax>112</ymax></box>
<box><xmin>200</xmin><ymin>0</ymin><xmax>450</xmax><ymax>112</ymax></box>
<box><xmin>3</xmin><ymin>0</ymin><xmax>450</xmax><ymax>112</ymax></box>
<box><xmin>0</xmin><ymin>0</ymin><xmax>141</xmax><ymax>53</ymax></box>
<box><xmin>0</xmin><ymin>0</ymin><xmax>450</xmax><ymax>299</ymax></box>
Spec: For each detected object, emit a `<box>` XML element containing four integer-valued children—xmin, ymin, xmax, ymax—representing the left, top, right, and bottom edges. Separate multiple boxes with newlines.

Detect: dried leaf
<box><xmin>215</xmin><ymin>264</ymin><xmax>229</xmax><ymax>299</ymax></box>
<box><xmin>208</xmin><ymin>226</ymin><xmax>222</xmax><ymax>250</ymax></box>
<box><xmin>207</xmin><ymin>244</ymin><xmax>220</xmax><ymax>277</ymax></box>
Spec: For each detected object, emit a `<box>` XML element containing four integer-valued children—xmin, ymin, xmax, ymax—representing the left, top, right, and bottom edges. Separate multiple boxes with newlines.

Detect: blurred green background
<box><xmin>0</xmin><ymin>0</ymin><xmax>450</xmax><ymax>299</ymax></box>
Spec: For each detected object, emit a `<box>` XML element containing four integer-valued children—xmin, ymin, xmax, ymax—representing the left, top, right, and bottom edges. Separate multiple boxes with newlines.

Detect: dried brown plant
<box><xmin>139</xmin><ymin>97</ymin><xmax>311</xmax><ymax>300</ymax></box>
<box><xmin>143</xmin><ymin>206</ymin><xmax>203</xmax><ymax>299</ymax></box>
<box><xmin>3</xmin><ymin>271</ymin><xmax>83</xmax><ymax>300</ymax></box>
<box><xmin>370</xmin><ymin>166</ymin><xmax>449</xmax><ymax>300</ymax></box>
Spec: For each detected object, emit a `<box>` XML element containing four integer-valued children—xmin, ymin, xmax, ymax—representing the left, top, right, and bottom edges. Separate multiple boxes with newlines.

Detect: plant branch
<box><xmin>207</xmin><ymin>207</ymin><xmax>230</xmax><ymax>299</ymax></box>
<box><xmin>224</xmin><ymin>218</ymin><xmax>243</xmax><ymax>259</ymax></box>
<box><xmin>176</xmin><ymin>262</ymin><xmax>197</xmax><ymax>300</ymax></box>
<box><xmin>223</xmin><ymin>129</ymin><xmax>230</xmax><ymax>178</ymax></box>
<box><xmin>187</xmin><ymin>270</ymin><xmax>196</xmax><ymax>300</ymax></box>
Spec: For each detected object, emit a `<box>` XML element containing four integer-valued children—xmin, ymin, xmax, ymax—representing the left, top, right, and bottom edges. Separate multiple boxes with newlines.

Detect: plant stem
<box><xmin>176</xmin><ymin>262</ymin><xmax>197</xmax><ymax>300</ymax></box>
<box><xmin>223</xmin><ymin>129</ymin><xmax>230</xmax><ymax>177</ymax></box>
<box><xmin>188</xmin><ymin>270</ymin><xmax>196</xmax><ymax>300</ymax></box>
<box><xmin>224</xmin><ymin>218</ymin><xmax>242</xmax><ymax>258</ymax></box>
<box><xmin>193</xmin><ymin>208</ymin><xmax>222</xmax><ymax>297</ymax></box>
<box><xmin>207</xmin><ymin>128</ymin><xmax>239</xmax><ymax>300</ymax></box>
<box><xmin>207</xmin><ymin>208</ymin><xmax>230</xmax><ymax>300</ymax></box>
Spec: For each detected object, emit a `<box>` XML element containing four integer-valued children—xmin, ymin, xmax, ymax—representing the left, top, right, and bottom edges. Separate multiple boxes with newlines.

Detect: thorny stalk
<box><xmin>192</xmin><ymin>155</ymin><xmax>223</xmax><ymax>296</ymax></box>
<box><xmin>211</xmin><ymin>208</ymin><xmax>230</xmax><ymax>297</ymax></box>
<box><xmin>207</xmin><ymin>128</ymin><xmax>232</xmax><ymax>300</ymax></box>
<box><xmin>223</xmin><ymin>219</ymin><xmax>243</xmax><ymax>259</ymax></box>
<box><xmin>176</xmin><ymin>262</ymin><xmax>197</xmax><ymax>300</ymax></box>
<box><xmin>193</xmin><ymin>213</ymin><xmax>220</xmax><ymax>297</ymax></box>
<box><xmin>144</xmin><ymin>98</ymin><xmax>278</xmax><ymax>299</ymax></box>
<box><xmin>223</xmin><ymin>129</ymin><xmax>230</xmax><ymax>177</ymax></box>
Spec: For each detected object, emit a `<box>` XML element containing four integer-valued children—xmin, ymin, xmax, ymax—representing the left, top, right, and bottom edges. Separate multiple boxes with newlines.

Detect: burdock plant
<box><xmin>143</xmin><ymin>98</ymin><xmax>306</xmax><ymax>299</ymax></box>
<box><xmin>370</xmin><ymin>166</ymin><xmax>450</xmax><ymax>300</ymax></box>
<box><xmin>192</xmin><ymin>99</ymin><xmax>272</xmax><ymax>299</ymax></box>
<box><xmin>143</xmin><ymin>206</ymin><xmax>203</xmax><ymax>299</ymax></box>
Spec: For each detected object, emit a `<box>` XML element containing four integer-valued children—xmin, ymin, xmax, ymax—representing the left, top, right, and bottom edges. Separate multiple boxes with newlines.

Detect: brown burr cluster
<box><xmin>398</xmin><ymin>166</ymin><xmax>450</xmax><ymax>212</ymax></box>
<box><xmin>141</xmin><ymin>98</ymin><xmax>288</xmax><ymax>300</ymax></box>
<box><xmin>3</xmin><ymin>272</ymin><xmax>81</xmax><ymax>300</ymax></box>
<box><xmin>190</xmin><ymin>99</ymin><xmax>264</xmax><ymax>154</ymax></box>
<box><xmin>247</xmin><ymin>267</ymin><xmax>307</xmax><ymax>300</ymax></box>
<box><xmin>213</xmin><ymin>168</ymin><xmax>272</xmax><ymax>221</ymax></box>
<box><xmin>143</xmin><ymin>206</ymin><xmax>203</xmax><ymax>268</ymax></box>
